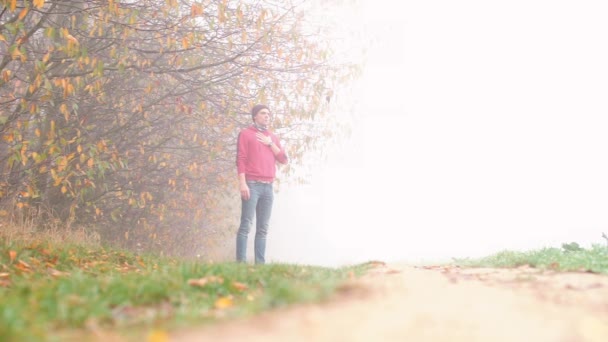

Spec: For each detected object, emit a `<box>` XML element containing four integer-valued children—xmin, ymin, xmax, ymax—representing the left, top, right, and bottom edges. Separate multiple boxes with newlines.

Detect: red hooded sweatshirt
<box><xmin>236</xmin><ymin>126</ymin><xmax>288</xmax><ymax>182</ymax></box>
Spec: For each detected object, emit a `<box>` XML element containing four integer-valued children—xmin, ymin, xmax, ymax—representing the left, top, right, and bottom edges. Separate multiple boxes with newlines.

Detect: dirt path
<box><xmin>171</xmin><ymin>263</ymin><xmax>608</xmax><ymax>342</ymax></box>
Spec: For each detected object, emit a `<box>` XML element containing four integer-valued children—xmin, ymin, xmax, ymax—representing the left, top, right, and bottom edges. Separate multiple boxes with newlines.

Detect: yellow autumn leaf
<box><xmin>49</xmin><ymin>120</ymin><xmax>55</xmax><ymax>139</ymax></box>
<box><xmin>11</xmin><ymin>48</ymin><xmax>23</xmax><ymax>61</ymax></box>
<box><xmin>60</xmin><ymin>103</ymin><xmax>69</xmax><ymax>121</ymax></box>
<box><xmin>214</xmin><ymin>296</ymin><xmax>233</xmax><ymax>309</ymax></box>
<box><xmin>33</xmin><ymin>0</ymin><xmax>46</xmax><ymax>9</ymax></box>
<box><xmin>57</xmin><ymin>156</ymin><xmax>68</xmax><ymax>172</ymax></box>
<box><xmin>65</xmin><ymin>33</ymin><xmax>79</xmax><ymax>46</ymax></box>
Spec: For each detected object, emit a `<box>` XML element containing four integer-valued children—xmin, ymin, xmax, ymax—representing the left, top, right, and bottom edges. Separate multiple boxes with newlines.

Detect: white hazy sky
<box><xmin>265</xmin><ymin>0</ymin><xmax>608</xmax><ymax>267</ymax></box>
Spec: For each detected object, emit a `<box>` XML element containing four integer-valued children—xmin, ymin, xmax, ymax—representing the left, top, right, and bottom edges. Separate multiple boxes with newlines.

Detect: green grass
<box><xmin>454</xmin><ymin>244</ymin><xmax>608</xmax><ymax>274</ymax></box>
<box><xmin>0</xmin><ymin>238</ymin><xmax>370</xmax><ymax>341</ymax></box>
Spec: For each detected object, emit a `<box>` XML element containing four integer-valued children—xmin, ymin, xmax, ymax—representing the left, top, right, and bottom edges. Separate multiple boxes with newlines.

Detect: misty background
<box><xmin>264</xmin><ymin>0</ymin><xmax>608</xmax><ymax>266</ymax></box>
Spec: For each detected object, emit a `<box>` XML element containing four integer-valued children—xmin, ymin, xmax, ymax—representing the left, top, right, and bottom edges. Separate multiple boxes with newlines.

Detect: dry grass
<box><xmin>0</xmin><ymin>216</ymin><xmax>100</xmax><ymax>247</ymax></box>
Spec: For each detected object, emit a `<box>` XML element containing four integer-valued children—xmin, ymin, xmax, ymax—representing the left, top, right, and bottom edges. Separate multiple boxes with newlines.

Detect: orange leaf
<box><xmin>188</xmin><ymin>276</ymin><xmax>223</xmax><ymax>287</ymax></box>
<box><xmin>15</xmin><ymin>260</ymin><xmax>31</xmax><ymax>272</ymax></box>
<box><xmin>18</xmin><ymin>8</ymin><xmax>29</xmax><ymax>20</ymax></box>
<box><xmin>33</xmin><ymin>0</ymin><xmax>46</xmax><ymax>9</ymax></box>
<box><xmin>8</xmin><ymin>250</ymin><xmax>16</xmax><ymax>262</ymax></box>
<box><xmin>191</xmin><ymin>3</ymin><xmax>204</xmax><ymax>17</ymax></box>
<box><xmin>232</xmin><ymin>281</ymin><xmax>248</xmax><ymax>291</ymax></box>
<box><xmin>17</xmin><ymin>260</ymin><xmax>30</xmax><ymax>268</ymax></box>
<box><xmin>2</xmin><ymin>70</ymin><xmax>10</xmax><ymax>82</ymax></box>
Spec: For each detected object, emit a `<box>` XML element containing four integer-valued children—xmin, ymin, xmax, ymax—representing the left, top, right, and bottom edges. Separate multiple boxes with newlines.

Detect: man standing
<box><xmin>236</xmin><ymin>104</ymin><xmax>288</xmax><ymax>264</ymax></box>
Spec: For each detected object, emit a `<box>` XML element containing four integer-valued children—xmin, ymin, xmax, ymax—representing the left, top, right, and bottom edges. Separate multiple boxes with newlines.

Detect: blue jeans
<box><xmin>236</xmin><ymin>181</ymin><xmax>274</xmax><ymax>264</ymax></box>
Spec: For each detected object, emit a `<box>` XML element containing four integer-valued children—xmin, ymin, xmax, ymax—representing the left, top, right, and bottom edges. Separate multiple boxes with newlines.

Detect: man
<box><xmin>236</xmin><ymin>104</ymin><xmax>288</xmax><ymax>264</ymax></box>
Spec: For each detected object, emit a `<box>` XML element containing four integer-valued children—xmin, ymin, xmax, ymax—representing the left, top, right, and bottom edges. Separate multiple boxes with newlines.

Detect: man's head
<box><xmin>251</xmin><ymin>104</ymin><xmax>271</xmax><ymax>127</ymax></box>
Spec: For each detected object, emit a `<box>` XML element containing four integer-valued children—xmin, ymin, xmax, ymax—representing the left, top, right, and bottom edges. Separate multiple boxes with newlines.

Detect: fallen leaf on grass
<box><xmin>0</xmin><ymin>272</ymin><xmax>9</xmax><ymax>278</ymax></box>
<box><xmin>188</xmin><ymin>276</ymin><xmax>224</xmax><ymax>287</ymax></box>
<box><xmin>8</xmin><ymin>250</ymin><xmax>16</xmax><ymax>262</ymax></box>
<box><xmin>0</xmin><ymin>279</ymin><xmax>11</xmax><ymax>287</ymax></box>
<box><xmin>214</xmin><ymin>296</ymin><xmax>233</xmax><ymax>309</ymax></box>
<box><xmin>47</xmin><ymin>268</ymin><xmax>69</xmax><ymax>277</ymax></box>
<box><xmin>232</xmin><ymin>281</ymin><xmax>248</xmax><ymax>291</ymax></box>
<box><xmin>28</xmin><ymin>257</ymin><xmax>42</xmax><ymax>267</ymax></box>
<box><xmin>15</xmin><ymin>260</ymin><xmax>31</xmax><ymax>272</ymax></box>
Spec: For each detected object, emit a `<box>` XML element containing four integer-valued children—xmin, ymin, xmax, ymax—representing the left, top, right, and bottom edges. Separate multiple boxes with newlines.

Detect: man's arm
<box><xmin>256</xmin><ymin>132</ymin><xmax>288</xmax><ymax>164</ymax></box>
<box><xmin>236</xmin><ymin>131</ymin><xmax>250</xmax><ymax>200</ymax></box>
<box><xmin>238</xmin><ymin>172</ymin><xmax>250</xmax><ymax>200</ymax></box>
<box><xmin>268</xmin><ymin>141</ymin><xmax>288</xmax><ymax>164</ymax></box>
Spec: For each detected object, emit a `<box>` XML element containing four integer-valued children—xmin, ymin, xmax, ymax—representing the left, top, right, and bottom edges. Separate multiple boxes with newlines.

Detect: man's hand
<box><xmin>240</xmin><ymin>182</ymin><xmax>250</xmax><ymax>200</ymax></box>
<box><xmin>256</xmin><ymin>132</ymin><xmax>272</xmax><ymax>146</ymax></box>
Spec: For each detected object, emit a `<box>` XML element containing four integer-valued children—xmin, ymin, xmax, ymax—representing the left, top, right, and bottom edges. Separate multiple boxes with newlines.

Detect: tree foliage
<box><xmin>0</xmin><ymin>0</ymin><xmax>354</xmax><ymax>255</ymax></box>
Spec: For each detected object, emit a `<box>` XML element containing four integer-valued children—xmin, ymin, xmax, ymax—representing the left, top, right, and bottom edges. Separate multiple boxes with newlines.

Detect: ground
<box><xmin>171</xmin><ymin>263</ymin><xmax>608</xmax><ymax>342</ymax></box>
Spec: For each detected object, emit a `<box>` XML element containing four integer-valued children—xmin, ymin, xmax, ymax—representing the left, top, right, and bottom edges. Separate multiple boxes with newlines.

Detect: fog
<box><xmin>266</xmin><ymin>1</ymin><xmax>608</xmax><ymax>267</ymax></box>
